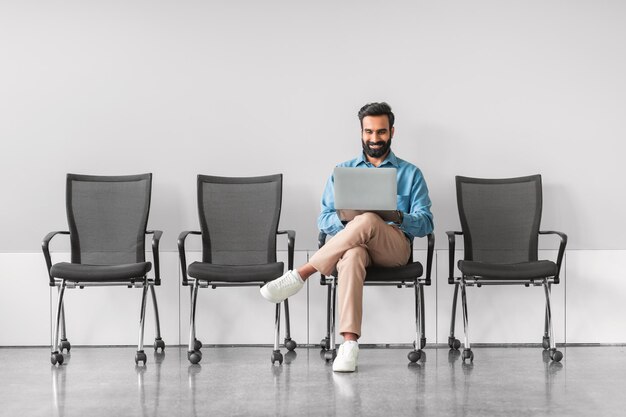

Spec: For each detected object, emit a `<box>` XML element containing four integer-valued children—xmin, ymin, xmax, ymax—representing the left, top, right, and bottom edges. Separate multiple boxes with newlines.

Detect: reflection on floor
<box><xmin>1</xmin><ymin>345</ymin><xmax>624</xmax><ymax>416</ymax></box>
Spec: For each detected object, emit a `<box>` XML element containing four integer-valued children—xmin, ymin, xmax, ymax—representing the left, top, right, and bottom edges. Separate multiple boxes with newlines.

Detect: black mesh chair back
<box><xmin>66</xmin><ymin>173</ymin><xmax>152</xmax><ymax>265</ymax></box>
<box><xmin>456</xmin><ymin>175</ymin><xmax>542</xmax><ymax>264</ymax></box>
<box><xmin>180</xmin><ymin>173</ymin><xmax>297</xmax><ymax>365</ymax></box>
<box><xmin>197</xmin><ymin>174</ymin><xmax>281</xmax><ymax>265</ymax></box>
<box><xmin>448</xmin><ymin>174</ymin><xmax>567</xmax><ymax>364</ymax></box>
<box><xmin>43</xmin><ymin>173</ymin><xmax>164</xmax><ymax>366</ymax></box>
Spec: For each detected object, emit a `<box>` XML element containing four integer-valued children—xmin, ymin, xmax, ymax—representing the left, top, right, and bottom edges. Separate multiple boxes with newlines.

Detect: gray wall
<box><xmin>1</xmin><ymin>1</ymin><xmax>626</xmax><ymax>346</ymax></box>
<box><xmin>2</xmin><ymin>0</ymin><xmax>626</xmax><ymax>251</ymax></box>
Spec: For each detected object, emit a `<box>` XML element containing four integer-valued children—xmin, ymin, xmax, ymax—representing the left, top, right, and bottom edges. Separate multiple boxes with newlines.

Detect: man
<box><xmin>261</xmin><ymin>102</ymin><xmax>434</xmax><ymax>372</ymax></box>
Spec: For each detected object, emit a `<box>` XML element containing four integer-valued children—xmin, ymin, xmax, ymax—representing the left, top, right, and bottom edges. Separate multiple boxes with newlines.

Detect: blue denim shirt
<box><xmin>317</xmin><ymin>150</ymin><xmax>434</xmax><ymax>240</ymax></box>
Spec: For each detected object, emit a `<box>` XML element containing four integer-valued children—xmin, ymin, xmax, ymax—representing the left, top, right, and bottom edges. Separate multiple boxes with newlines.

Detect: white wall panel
<box><xmin>2</xmin><ymin>250</ymin><xmax>625</xmax><ymax>346</ymax></box>
<box><xmin>566</xmin><ymin>251</ymin><xmax>626</xmax><ymax>344</ymax></box>
<box><xmin>0</xmin><ymin>253</ymin><xmax>51</xmax><ymax>346</ymax></box>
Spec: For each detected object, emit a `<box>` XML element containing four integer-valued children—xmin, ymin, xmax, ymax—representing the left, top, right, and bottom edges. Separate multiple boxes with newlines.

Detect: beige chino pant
<box><xmin>309</xmin><ymin>212</ymin><xmax>411</xmax><ymax>338</ymax></box>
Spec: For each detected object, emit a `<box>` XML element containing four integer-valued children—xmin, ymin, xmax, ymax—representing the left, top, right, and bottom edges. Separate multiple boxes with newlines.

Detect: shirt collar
<box><xmin>356</xmin><ymin>150</ymin><xmax>399</xmax><ymax>168</ymax></box>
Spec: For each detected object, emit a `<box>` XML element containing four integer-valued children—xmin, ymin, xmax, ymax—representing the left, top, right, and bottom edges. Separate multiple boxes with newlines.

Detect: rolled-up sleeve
<box><xmin>317</xmin><ymin>174</ymin><xmax>345</xmax><ymax>236</ymax></box>
<box><xmin>399</xmin><ymin>169</ymin><xmax>434</xmax><ymax>238</ymax></box>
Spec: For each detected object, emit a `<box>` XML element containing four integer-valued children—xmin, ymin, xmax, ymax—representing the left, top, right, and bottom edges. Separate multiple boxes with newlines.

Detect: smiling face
<box><xmin>361</xmin><ymin>114</ymin><xmax>394</xmax><ymax>164</ymax></box>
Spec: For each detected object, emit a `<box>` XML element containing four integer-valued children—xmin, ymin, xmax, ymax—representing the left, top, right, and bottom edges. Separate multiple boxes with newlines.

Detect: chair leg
<box><xmin>408</xmin><ymin>283</ymin><xmax>425</xmax><ymax>363</ymax></box>
<box><xmin>323</xmin><ymin>277</ymin><xmax>337</xmax><ymax>362</ymax></box>
<box><xmin>59</xmin><ymin>297</ymin><xmax>71</xmax><ymax>354</ymax></box>
<box><xmin>460</xmin><ymin>282</ymin><xmax>473</xmax><ymax>363</ymax></box>
<box><xmin>543</xmin><ymin>282</ymin><xmax>563</xmax><ymax>362</ymax></box>
<box><xmin>149</xmin><ymin>284</ymin><xmax>165</xmax><ymax>353</ymax></box>
<box><xmin>543</xmin><ymin>303</ymin><xmax>550</xmax><ymax>350</ymax></box>
<box><xmin>282</xmin><ymin>298</ymin><xmax>297</xmax><ymax>351</ymax></box>
<box><xmin>420</xmin><ymin>283</ymin><xmax>426</xmax><ymax>349</ymax></box>
<box><xmin>271</xmin><ymin>303</ymin><xmax>283</xmax><ymax>365</ymax></box>
<box><xmin>448</xmin><ymin>283</ymin><xmax>461</xmax><ymax>350</ymax></box>
<box><xmin>135</xmin><ymin>284</ymin><xmax>149</xmax><ymax>365</ymax></box>
<box><xmin>51</xmin><ymin>282</ymin><xmax>67</xmax><ymax>365</ymax></box>
<box><xmin>320</xmin><ymin>277</ymin><xmax>332</xmax><ymax>350</ymax></box>
<box><xmin>188</xmin><ymin>282</ymin><xmax>202</xmax><ymax>364</ymax></box>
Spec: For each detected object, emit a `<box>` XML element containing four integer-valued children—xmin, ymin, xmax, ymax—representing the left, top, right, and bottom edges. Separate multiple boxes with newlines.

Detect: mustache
<box><xmin>366</xmin><ymin>141</ymin><xmax>386</xmax><ymax>147</ymax></box>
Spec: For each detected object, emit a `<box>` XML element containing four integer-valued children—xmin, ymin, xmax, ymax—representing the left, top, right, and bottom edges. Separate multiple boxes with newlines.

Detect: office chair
<box><xmin>318</xmin><ymin>231</ymin><xmax>434</xmax><ymax>363</ymax></box>
<box><xmin>42</xmin><ymin>173</ymin><xmax>164</xmax><ymax>366</ymax></box>
<box><xmin>447</xmin><ymin>175</ymin><xmax>567</xmax><ymax>363</ymax></box>
<box><xmin>178</xmin><ymin>174</ymin><xmax>297</xmax><ymax>365</ymax></box>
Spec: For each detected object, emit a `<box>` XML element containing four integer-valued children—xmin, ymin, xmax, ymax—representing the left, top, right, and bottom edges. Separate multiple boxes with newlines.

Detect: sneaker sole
<box><xmin>332</xmin><ymin>363</ymin><xmax>357</xmax><ymax>372</ymax></box>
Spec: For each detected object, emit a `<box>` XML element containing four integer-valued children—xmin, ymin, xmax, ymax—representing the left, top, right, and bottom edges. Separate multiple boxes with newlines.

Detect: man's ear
<box><xmin>390</xmin><ymin>126</ymin><xmax>395</xmax><ymax>138</ymax></box>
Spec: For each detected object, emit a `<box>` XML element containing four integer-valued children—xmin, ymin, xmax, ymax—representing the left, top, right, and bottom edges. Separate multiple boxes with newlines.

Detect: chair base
<box><xmin>188</xmin><ymin>350</ymin><xmax>202</xmax><ymax>364</ymax></box>
<box><xmin>271</xmin><ymin>350</ymin><xmax>283</xmax><ymax>365</ymax></box>
<box><xmin>323</xmin><ymin>349</ymin><xmax>337</xmax><ymax>362</ymax></box>
<box><xmin>408</xmin><ymin>349</ymin><xmax>425</xmax><ymax>363</ymax></box>
<box><xmin>50</xmin><ymin>351</ymin><xmax>64</xmax><ymax>366</ymax></box>
<box><xmin>59</xmin><ymin>338</ymin><xmax>71</xmax><ymax>353</ymax></box>
<box><xmin>284</xmin><ymin>337</ymin><xmax>297</xmax><ymax>351</ymax></box>
<box><xmin>154</xmin><ymin>337</ymin><xmax>165</xmax><ymax>352</ymax></box>
<box><xmin>135</xmin><ymin>350</ymin><xmax>147</xmax><ymax>365</ymax></box>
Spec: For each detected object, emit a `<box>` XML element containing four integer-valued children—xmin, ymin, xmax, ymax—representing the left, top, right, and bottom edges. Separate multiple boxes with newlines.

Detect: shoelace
<box><xmin>272</xmin><ymin>273</ymin><xmax>297</xmax><ymax>289</ymax></box>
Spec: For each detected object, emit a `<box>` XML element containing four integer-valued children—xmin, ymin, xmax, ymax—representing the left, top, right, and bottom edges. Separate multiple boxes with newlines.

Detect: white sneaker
<box><xmin>333</xmin><ymin>341</ymin><xmax>359</xmax><ymax>372</ymax></box>
<box><xmin>260</xmin><ymin>270</ymin><xmax>304</xmax><ymax>303</ymax></box>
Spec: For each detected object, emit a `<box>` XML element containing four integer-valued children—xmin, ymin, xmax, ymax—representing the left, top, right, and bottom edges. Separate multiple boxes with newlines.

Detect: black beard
<box><xmin>362</xmin><ymin>138</ymin><xmax>392</xmax><ymax>158</ymax></box>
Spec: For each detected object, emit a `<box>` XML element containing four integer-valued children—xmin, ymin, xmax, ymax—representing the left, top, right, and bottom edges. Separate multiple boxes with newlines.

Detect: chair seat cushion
<box><xmin>50</xmin><ymin>262</ymin><xmax>152</xmax><ymax>282</ymax></box>
<box><xmin>188</xmin><ymin>262</ymin><xmax>285</xmax><ymax>283</ymax></box>
<box><xmin>364</xmin><ymin>262</ymin><xmax>424</xmax><ymax>282</ymax></box>
<box><xmin>458</xmin><ymin>260</ymin><xmax>557</xmax><ymax>280</ymax></box>
<box><xmin>328</xmin><ymin>262</ymin><xmax>423</xmax><ymax>282</ymax></box>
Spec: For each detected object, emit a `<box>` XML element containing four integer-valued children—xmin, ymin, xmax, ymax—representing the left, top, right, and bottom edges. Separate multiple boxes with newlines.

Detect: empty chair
<box><xmin>178</xmin><ymin>174</ymin><xmax>296</xmax><ymax>365</ymax></box>
<box><xmin>42</xmin><ymin>173</ymin><xmax>164</xmax><ymax>366</ymax></box>
<box><xmin>447</xmin><ymin>175</ymin><xmax>567</xmax><ymax>363</ymax></box>
<box><xmin>318</xmin><ymin>232</ymin><xmax>434</xmax><ymax>363</ymax></box>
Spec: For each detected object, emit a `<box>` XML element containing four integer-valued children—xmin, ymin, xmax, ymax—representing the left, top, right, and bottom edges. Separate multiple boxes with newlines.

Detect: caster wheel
<box><xmin>551</xmin><ymin>349</ymin><xmax>563</xmax><ymax>362</ymax></box>
<box><xmin>271</xmin><ymin>350</ymin><xmax>283</xmax><ymax>365</ymax></box>
<box><xmin>462</xmin><ymin>349</ymin><xmax>474</xmax><ymax>363</ymax></box>
<box><xmin>50</xmin><ymin>352</ymin><xmax>64</xmax><ymax>365</ymax></box>
<box><xmin>542</xmin><ymin>336</ymin><xmax>550</xmax><ymax>350</ymax></box>
<box><xmin>284</xmin><ymin>338</ymin><xmax>297</xmax><ymax>351</ymax></box>
<box><xmin>135</xmin><ymin>350</ymin><xmax>147</xmax><ymax>365</ymax></box>
<box><xmin>324</xmin><ymin>349</ymin><xmax>336</xmax><ymax>363</ymax></box>
<box><xmin>154</xmin><ymin>338</ymin><xmax>165</xmax><ymax>352</ymax></box>
<box><xmin>194</xmin><ymin>339</ymin><xmax>203</xmax><ymax>351</ymax></box>
<box><xmin>320</xmin><ymin>338</ymin><xmax>329</xmax><ymax>350</ymax></box>
<box><xmin>408</xmin><ymin>349</ymin><xmax>422</xmax><ymax>363</ymax></box>
<box><xmin>60</xmin><ymin>339</ymin><xmax>71</xmax><ymax>353</ymax></box>
<box><xmin>448</xmin><ymin>337</ymin><xmax>461</xmax><ymax>350</ymax></box>
<box><xmin>188</xmin><ymin>350</ymin><xmax>202</xmax><ymax>364</ymax></box>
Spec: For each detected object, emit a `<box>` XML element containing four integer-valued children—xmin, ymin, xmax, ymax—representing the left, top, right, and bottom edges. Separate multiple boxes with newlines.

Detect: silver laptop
<box><xmin>333</xmin><ymin>167</ymin><xmax>401</xmax><ymax>223</ymax></box>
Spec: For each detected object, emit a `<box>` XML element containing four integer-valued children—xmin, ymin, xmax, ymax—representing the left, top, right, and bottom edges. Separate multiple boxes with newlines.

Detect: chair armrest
<box><xmin>539</xmin><ymin>230</ymin><xmax>568</xmax><ymax>284</ymax></box>
<box><xmin>318</xmin><ymin>231</ymin><xmax>328</xmax><ymax>249</ymax></box>
<box><xmin>42</xmin><ymin>231</ymin><xmax>70</xmax><ymax>286</ymax></box>
<box><xmin>446</xmin><ymin>231</ymin><xmax>463</xmax><ymax>284</ymax></box>
<box><xmin>146</xmin><ymin>230</ymin><xmax>163</xmax><ymax>285</ymax></box>
<box><xmin>277</xmin><ymin>230</ymin><xmax>296</xmax><ymax>270</ymax></box>
<box><xmin>178</xmin><ymin>231</ymin><xmax>201</xmax><ymax>286</ymax></box>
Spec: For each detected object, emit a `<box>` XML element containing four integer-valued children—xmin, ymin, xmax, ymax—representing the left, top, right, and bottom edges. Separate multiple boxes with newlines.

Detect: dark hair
<box><xmin>358</xmin><ymin>102</ymin><xmax>395</xmax><ymax>129</ymax></box>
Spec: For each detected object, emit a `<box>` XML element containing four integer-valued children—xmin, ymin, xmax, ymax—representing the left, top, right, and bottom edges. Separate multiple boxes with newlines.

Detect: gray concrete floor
<box><xmin>1</xmin><ymin>345</ymin><xmax>624</xmax><ymax>416</ymax></box>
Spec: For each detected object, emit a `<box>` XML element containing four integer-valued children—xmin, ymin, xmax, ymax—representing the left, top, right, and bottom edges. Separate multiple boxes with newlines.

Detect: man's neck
<box><xmin>365</xmin><ymin>150</ymin><xmax>390</xmax><ymax>167</ymax></box>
